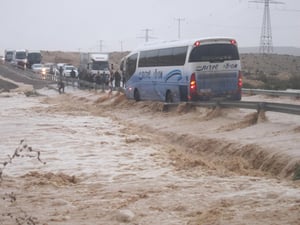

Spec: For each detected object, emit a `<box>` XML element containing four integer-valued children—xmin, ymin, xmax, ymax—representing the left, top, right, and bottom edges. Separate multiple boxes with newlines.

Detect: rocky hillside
<box><xmin>240</xmin><ymin>54</ymin><xmax>300</xmax><ymax>89</ymax></box>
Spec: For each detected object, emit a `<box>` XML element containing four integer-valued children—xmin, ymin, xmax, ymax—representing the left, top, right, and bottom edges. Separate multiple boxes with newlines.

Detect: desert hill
<box><xmin>240</xmin><ymin>53</ymin><xmax>300</xmax><ymax>89</ymax></box>
<box><xmin>240</xmin><ymin>46</ymin><xmax>300</xmax><ymax>56</ymax></box>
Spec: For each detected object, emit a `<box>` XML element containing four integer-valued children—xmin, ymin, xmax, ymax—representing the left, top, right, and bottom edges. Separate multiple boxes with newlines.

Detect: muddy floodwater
<box><xmin>0</xmin><ymin>87</ymin><xmax>300</xmax><ymax>225</ymax></box>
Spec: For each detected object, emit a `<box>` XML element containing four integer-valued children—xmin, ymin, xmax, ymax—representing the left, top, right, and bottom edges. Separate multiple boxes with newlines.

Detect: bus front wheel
<box><xmin>134</xmin><ymin>89</ymin><xmax>140</xmax><ymax>101</ymax></box>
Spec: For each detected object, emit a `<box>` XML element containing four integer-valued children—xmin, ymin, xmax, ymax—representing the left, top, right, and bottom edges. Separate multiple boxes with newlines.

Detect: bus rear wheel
<box><xmin>166</xmin><ymin>90</ymin><xmax>173</xmax><ymax>103</ymax></box>
<box><xmin>134</xmin><ymin>89</ymin><xmax>140</xmax><ymax>101</ymax></box>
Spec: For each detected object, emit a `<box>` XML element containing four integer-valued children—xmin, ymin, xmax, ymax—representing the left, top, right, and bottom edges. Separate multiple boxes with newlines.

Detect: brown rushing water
<box><xmin>0</xmin><ymin>87</ymin><xmax>300</xmax><ymax>225</ymax></box>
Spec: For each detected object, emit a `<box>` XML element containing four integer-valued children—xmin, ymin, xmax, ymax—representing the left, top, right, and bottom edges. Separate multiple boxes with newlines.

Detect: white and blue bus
<box><xmin>123</xmin><ymin>37</ymin><xmax>242</xmax><ymax>102</ymax></box>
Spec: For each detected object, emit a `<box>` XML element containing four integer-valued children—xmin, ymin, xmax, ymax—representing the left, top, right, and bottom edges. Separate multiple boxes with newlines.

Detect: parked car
<box><xmin>31</xmin><ymin>63</ymin><xmax>44</xmax><ymax>73</ymax></box>
<box><xmin>56</xmin><ymin>63</ymin><xmax>66</xmax><ymax>74</ymax></box>
<box><xmin>63</xmin><ymin>65</ymin><xmax>78</xmax><ymax>77</ymax></box>
<box><xmin>43</xmin><ymin>63</ymin><xmax>54</xmax><ymax>74</ymax></box>
<box><xmin>31</xmin><ymin>63</ymin><xmax>48</xmax><ymax>79</ymax></box>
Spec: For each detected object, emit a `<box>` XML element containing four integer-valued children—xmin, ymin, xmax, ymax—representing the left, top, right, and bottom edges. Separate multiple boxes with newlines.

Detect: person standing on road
<box><xmin>70</xmin><ymin>68</ymin><xmax>76</xmax><ymax>87</ymax></box>
<box><xmin>114</xmin><ymin>70</ymin><xmax>121</xmax><ymax>88</ymax></box>
<box><xmin>95</xmin><ymin>72</ymin><xmax>101</xmax><ymax>86</ymax></box>
<box><xmin>58</xmin><ymin>79</ymin><xmax>65</xmax><ymax>94</ymax></box>
<box><xmin>58</xmin><ymin>66</ymin><xmax>65</xmax><ymax>93</ymax></box>
<box><xmin>59</xmin><ymin>66</ymin><xmax>63</xmax><ymax>77</ymax></box>
<box><xmin>70</xmin><ymin>68</ymin><xmax>76</xmax><ymax>79</ymax></box>
<box><xmin>108</xmin><ymin>71</ymin><xmax>114</xmax><ymax>97</ymax></box>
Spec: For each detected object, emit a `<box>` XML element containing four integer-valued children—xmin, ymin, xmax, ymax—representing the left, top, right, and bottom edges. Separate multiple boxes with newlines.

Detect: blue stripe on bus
<box><xmin>165</xmin><ymin>69</ymin><xmax>183</xmax><ymax>82</ymax></box>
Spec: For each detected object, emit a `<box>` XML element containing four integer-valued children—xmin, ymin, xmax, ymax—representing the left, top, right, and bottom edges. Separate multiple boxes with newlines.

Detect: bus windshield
<box><xmin>28</xmin><ymin>53</ymin><xmax>42</xmax><ymax>62</ymax></box>
<box><xmin>92</xmin><ymin>61</ymin><xmax>109</xmax><ymax>70</ymax></box>
<box><xmin>189</xmin><ymin>44</ymin><xmax>239</xmax><ymax>63</ymax></box>
<box><xmin>16</xmin><ymin>52</ymin><xmax>27</xmax><ymax>59</ymax></box>
<box><xmin>5</xmin><ymin>52</ymin><xmax>13</xmax><ymax>61</ymax></box>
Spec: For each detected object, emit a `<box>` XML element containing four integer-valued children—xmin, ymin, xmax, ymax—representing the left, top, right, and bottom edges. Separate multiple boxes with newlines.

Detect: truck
<box><xmin>13</xmin><ymin>49</ymin><xmax>28</xmax><ymax>69</ymax></box>
<box><xmin>27</xmin><ymin>50</ymin><xmax>42</xmax><ymax>69</ymax></box>
<box><xmin>79</xmin><ymin>52</ymin><xmax>110</xmax><ymax>80</ymax></box>
<box><xmin>4</xmin><ymin>49</ymin><xmax>15</xmax><ymax>62</ymax></box>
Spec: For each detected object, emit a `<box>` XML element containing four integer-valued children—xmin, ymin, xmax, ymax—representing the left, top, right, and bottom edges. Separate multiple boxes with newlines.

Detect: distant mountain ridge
<box><xmin>239</xmin><ymin>47</ymin><xmax>300</xmax><ymax>56</ymax></box>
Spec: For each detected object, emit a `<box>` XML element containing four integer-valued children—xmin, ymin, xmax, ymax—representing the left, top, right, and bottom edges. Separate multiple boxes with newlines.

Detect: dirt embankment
<box><xmin>0</xmin><ymin>77</ymin><xmax>18</xmax><ymax>91</ymax></box>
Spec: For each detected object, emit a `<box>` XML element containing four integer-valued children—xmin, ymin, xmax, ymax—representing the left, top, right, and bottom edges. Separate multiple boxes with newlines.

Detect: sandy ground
<box><xmin>0</xmin><ymin>79</ymin><xmax>300</xmax><ymax>225</ymax></box>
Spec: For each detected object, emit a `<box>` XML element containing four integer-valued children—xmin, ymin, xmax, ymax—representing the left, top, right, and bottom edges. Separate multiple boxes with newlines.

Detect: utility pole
<box><xmin>144</xmin><ymin>28</ymin><xmax>152</xmax><ymax>42</ymax></box>
<box><xmin>78</xmin><ymin>48</ymin><xmax>81</xmax><ymax>66</ymax></box>
<box><xmin>139</xmin><ymin>28</ymin><xmax>155</xmax><ymax>42</ymax></box>
<box><xmin>175</xmin><ymin>17</ymin><xmax>185</xmax><ymax>40</ymax></box>
<box><xmin>98</xmin><ymin>40</ymin><xmax>103</xmax><ymax>52</ymax></box>
<box><xmin>120</xmin><ymin>41</ymin><xmax>123</xmax><ymax>52</ymax></box>
<box><xmin>249</xmin><ymin>0</ymin><xmax>284</xmax><ymax>54</ymax></box>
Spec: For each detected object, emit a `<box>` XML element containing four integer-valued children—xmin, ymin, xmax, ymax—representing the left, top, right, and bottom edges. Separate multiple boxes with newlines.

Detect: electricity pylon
<box><xmin>249</xmin><ymin>0</ymin><xmax>284</xmax><ymax>54</ymax></box>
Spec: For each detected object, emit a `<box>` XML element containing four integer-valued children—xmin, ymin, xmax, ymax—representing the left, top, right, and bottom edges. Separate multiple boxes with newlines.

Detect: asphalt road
<box><xmin>0</xmin><ymin>63</ymin><xmax>55</xmax><ymax>90</ymax></box>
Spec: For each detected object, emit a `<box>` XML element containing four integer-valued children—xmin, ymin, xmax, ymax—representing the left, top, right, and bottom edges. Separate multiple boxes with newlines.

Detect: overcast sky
<box><xmin>0</xmin><ymin>0</ymin><xmax>299</xmax><ymax>53</ymax></box>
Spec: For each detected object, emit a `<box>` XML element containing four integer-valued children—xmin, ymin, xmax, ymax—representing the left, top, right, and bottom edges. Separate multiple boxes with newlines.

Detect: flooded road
<box><xmin>0</xmin><ymin>87</ymin><xmax>300</xmax><ymax>225</ymax></box>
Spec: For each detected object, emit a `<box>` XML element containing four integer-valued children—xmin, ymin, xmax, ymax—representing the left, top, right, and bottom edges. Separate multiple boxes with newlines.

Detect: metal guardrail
<box><xmin>221</xmin><ymin>101</ymin><xmax>300</xmax><ymax>115</ymax></box>
<box><xmin>242</xmin><ymin>88</ymin><xmax>300</xmax><ymax>98</ymax></box>
<box><xmin>163</xmin><ymin>88</ymin><xmax>300</xmax><ymax>115</ymax></box>
<box><xmin>164</xmin><ymin>101</ymin><xmax>300</xmax><ymax>116</ymax></box>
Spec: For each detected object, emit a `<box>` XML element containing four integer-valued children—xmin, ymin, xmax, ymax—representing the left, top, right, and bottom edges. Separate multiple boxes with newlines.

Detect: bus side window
<box><xmin>146</xmin><ymin>50</ymin><xmax>159</xmax><ymax>67</ymax></box>
<box><xmin>126</xmin><ymin>53</ymin><xmax>138</xmax><ymax>78</ymax></box>
<box><xmin>173</xmin><ymin>46</ymin><xmax>187</xmax><ymax>66</ymax></box>
<box><xmin>138</xmin><ymin>50</ymin><xmax>159</xmax><ymax>67</ymax></box>
<box><xmin>138</xmin><ymin>51</ymin><xmax>147</xmax><ymax>67</ymax></box>
<box><xmin>158</xmin><ymin>48</ymin><xmax>173</xmax><ymax>67</ymax></box>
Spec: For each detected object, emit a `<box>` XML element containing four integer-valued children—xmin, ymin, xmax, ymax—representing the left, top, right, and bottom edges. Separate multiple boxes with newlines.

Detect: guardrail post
<box><xmin>257</xmin><ymin>102</ymin><xmax>267</xmax><ymax>122</ymax></box>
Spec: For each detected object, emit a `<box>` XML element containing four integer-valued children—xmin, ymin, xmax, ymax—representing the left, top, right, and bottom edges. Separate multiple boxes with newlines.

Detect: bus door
<box><xmin>137</xmin><ymin>50</ymin><xmax>159</xmax><ymax>100</ymax></box>
<box><xmin>139</xmin><ymin>69</ymin><xmax>154</xmax><ymax>100</ymax></box>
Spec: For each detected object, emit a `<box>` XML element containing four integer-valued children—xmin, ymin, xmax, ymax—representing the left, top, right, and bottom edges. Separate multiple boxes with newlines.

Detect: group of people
<box><xmin>104</xmin><ymin>63</ymin><xmax>125</xmax><ymax>88</ymax></box>
<box><xmin>57</xmin><ymin>67</ymin><xmax>126</xmax><ymax>95</ymax></box>
<box><xmin>79</xmin><ymin>66</ymin><xmax>125</xmax><ymax>87</ymax></box>
<box><xmin>57</xmin><ymin>66</ymin><xmax>76</xmax><ymax>93</ymax></box>
<box><xmin>79</xmin><ymin>70</ymin><xmax>123</xmax><ymax>87</ymax></box>
<box><xmin>57</xmin><ymin>63</ymin><xmax>126</xmax><ymax>94</ymax></box>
